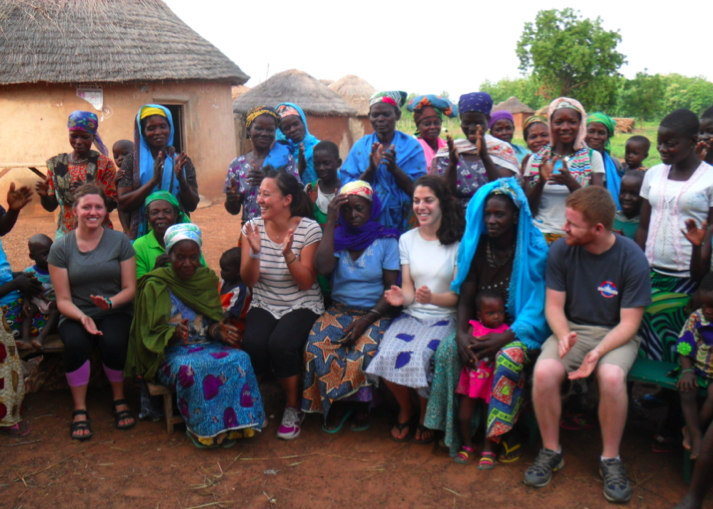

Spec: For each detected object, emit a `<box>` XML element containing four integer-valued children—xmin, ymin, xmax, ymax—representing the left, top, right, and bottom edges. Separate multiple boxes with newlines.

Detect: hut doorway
<box><xmin>161</xmin><ymin>103</ymin><xmax>185</xmax><ymax>153</ymax></box>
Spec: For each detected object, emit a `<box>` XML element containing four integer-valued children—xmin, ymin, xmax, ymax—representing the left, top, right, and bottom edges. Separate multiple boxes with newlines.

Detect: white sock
<box><xmin>601</xmin><ymin>455</ymin><xmax>621</xmax><ymax>462</ymax></box>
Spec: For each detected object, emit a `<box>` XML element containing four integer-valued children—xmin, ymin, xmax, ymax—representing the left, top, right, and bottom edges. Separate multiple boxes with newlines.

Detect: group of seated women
<box><xmin>2</xmin><ymin>89</ymin><xmax>713</xmax><ymax>509</ymax></box>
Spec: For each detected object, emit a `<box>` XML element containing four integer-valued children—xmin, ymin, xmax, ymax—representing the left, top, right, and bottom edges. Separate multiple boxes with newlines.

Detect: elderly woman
<box><xmin>303</xmin><ymin>180</ymin><xmax>400</xmax><ymax>432</ymax></box>
<box><xmin>117</xmin><ymin>105</ymin><xmax>199</xmax><ymax>240</ymax></box>
<box><xmin>432</xmin><ymin>92</ymin><xmax>520</xmax><ymax>209</ymax></box>
<box><xmin>125</xmin><ymin>224</ymin><xmax>264</xmax><ymax>448</ymax></box>
<box><xmin>48</xmin><ymin>184</ymin><xmax>136</xmax><ymax>441</ymax></box>
<box><xmin>521</xmin><ymin>116</ymin><xmax>550</xmax><ymax>171</ymax></box>
<box><xmin>425</xmin><ymin>177</ymin><xmax>549</xmax><ymax>464</ymax></box>
<box><xmin>341</xmin><ymin>91</ymin><xmax>427</xmax><ymax>233</ymax></box>
<box><xmin>133</xmin><ymin>191</ymin><xmax>205</xmax><ymax>278</ymax></box>
<box><xmin>276</xmin><ymin>102</ymin><xmax>320</xmax><ymax>184</ymax></box>
<box><xmin>406</xmin><ymin>95</ymin><xmax>458</xmax><ymax>169</ymax></box>
<box><xmin>523</xmin><ymin>97</ymin><xmax>605</xmax><ymax>244</ymax></box>
<box><xmin>36</xmin><ymin>111</ymin><xmax>117</xmax><ymax>238</ymax></box>
<box><xmin>586</xmin><ymin>112</ymin><xmax>623</xmax><ymax>208</ymax></box>
<box><xmin>225</xmin><ymin>106</ymin><xmax>299</xmax><ymax>224</ymax></box>
<box><xmin>0</xmin><ymin>182</ymin><xmax>38</xmax><ymax>437</ymax></box>
<box><xmin>366</xmin><ymin>175</ymin><xmax>464</xmax><ymax>443</ymax></box>
<box><xmin>240</xmin><ymin>171</ymin><xmax>323</xmax><ymax>440</ymax></box>
<box><xmin>489</xmin><ymin>110</ymin><xmax>530</xmax><ymax>164</ymax></box>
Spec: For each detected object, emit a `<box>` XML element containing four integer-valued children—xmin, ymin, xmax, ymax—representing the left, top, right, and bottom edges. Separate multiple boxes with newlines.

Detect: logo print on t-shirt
<box><xmin>598</xmin><ymin>281</ymin><xmax>618</xmax><ymax>299</ymax></box>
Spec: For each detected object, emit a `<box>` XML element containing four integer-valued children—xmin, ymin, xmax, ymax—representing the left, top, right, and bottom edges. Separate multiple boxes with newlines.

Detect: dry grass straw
<box><xmin>329</xmin><ymin>75</ymin><xmax>377</xmax><ymax>116</ymax></box>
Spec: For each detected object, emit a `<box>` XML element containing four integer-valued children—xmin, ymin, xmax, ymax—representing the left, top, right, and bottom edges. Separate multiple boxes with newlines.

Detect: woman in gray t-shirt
<box><xmin>48</xmin><ymin>184</ymin><xmax>136</xmax><ymax>441</ymax></box>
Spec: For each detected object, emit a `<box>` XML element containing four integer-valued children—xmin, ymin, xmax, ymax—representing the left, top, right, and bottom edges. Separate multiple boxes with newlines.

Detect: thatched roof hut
<box><xmin>0</xmin><ymin>0</ymin><xmax>246</xmax><ymax>207</ymax></box>
<box><xmin>231</xmin><ymin>85</ymin><xmax>251</xmax><ymax>100</ymax></box>
<box><xmin>492</xmin><ymin>96</ymin><xmax>535</xmax><ymax>131</ymax></box>
<box><xmin>233</xmin><ymin>69</ymin><xmax>357</xmax><ymax>158</ymax></box>
<box><xmin>329</xmin><ymin>75</ymin><xmax>377</xmax><ymax>139</ymax></box>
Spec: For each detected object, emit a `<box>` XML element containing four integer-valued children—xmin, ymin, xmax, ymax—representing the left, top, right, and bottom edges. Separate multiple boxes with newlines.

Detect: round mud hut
<box><xmin>0</xmin><ymin>0</ymin><xmax>249</xmax><ymax>207</ymax></box>
<box><xmin>233</xmin><ymin>69</ymin><xmax>357</xmax><ymax>158</ymax></box>
<box><xmin>492</xmin><ymin>97</ymin><xmax>535</xmax><ymax>132</ymax></box>
<box><xmin>329</xmin><ymin>75</ymin><xmax>377</xmax><ymax>140</ymax></box>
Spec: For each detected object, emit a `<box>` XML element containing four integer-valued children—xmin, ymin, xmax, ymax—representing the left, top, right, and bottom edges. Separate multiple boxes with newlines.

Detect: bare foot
<box><xmin>30</xmin><ymin>338</ymin><xmax>43</xmax><ymax>351</ymax></box>
<box><xmin>16</xmin><ymin>339</ymin><xmax>34</xmax><ymax>351</ymax></box>
<box><xmin>683</xmin><ymin>426</ymin><xmax>692</xmax><ymax>451</ymax></box>
<box><xmin>71</xmin><ymin>412</ymin><xmax>91</xmax><ymax>439</ymax></box>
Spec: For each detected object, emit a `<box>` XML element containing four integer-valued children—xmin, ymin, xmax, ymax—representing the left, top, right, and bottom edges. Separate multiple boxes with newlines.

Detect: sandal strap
<box><xmin>71</xmin><ymin>421</ymin><xmax>91</xmax><ymax>430</ymax></box>
<box><xmin>113</xmin><ymin>399</ymin><xmax>128</xmax><ymax>407</ymax></box>
<box><xmin>72</xmin><ymin>409</ymin><xmax>89</xmax><ymax>418</ymax></box>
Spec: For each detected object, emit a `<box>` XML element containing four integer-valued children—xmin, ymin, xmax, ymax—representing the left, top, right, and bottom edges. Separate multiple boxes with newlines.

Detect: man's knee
<box><xmin>533</xmin><ymin>359</ymin><xmax>566</xmax><ymax>393</ymax></box>
<box><xmin>596</xmin><ymin>363</ymin><xmax>627</xmax><ymax>397</ymax></box>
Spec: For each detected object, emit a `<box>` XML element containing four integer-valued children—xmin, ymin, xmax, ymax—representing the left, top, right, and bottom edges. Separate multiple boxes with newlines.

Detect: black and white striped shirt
<box><xmin>242</xmin><ymin>217</ymin><xmax>324</xmax><ymax>319</ymax></box>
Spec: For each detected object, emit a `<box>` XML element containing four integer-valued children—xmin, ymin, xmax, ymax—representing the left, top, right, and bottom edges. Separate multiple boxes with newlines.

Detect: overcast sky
<box><xmin>165</xmin><ymin>0</ymin><xmax>711</xmax><ymax>99</ymax></box>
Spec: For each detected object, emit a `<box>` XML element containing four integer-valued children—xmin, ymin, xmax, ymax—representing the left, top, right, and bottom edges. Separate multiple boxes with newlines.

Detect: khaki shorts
<box><xmin>538</xmin><ymin>322</ymin><xmax>640</xmax><ymax>375</ymax></box>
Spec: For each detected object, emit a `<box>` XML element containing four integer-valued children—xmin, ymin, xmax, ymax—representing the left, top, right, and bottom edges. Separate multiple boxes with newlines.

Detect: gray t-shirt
<box><xmin>48</xmin><ymin>228</ymin><xmax>135</xmax><ymax>323</ymax></box>
<box><xmin>546</xmin><ymin>234</ymin><xmax>651</xmax><ymax>328</ymax></box>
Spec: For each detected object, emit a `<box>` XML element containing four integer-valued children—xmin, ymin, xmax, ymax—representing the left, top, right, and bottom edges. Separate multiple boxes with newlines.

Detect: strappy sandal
<box><xmin>70</xmin><ymin>410</ymin><xmax>93</xmax><ymax>441</ymax></box>
<box><xmin>113</xmin><ymin>399</ymin><xmax>136</xmax><ymax>430</ymax></box>
<box><xmin>455</xmin><ymin>445</ymin><xmax>475</xmax><ymax>464</ymax></box>
<box><xmin>0</xmin><ymin>421</ymin><xmax>31</xmax><ymax>437</ymax></box>
<box><xmin>478</xmin><ymin>451</ymin><xmax>497</xmax><ymax>470</ymax></box>
<box><xmin>411</xmin><ymin>424</ymin><xmax>435</xmax><ymax>445</ymax></box>
<box><xmin>390</xmin><ymin>415</ymin><xmax>416</xmax><ymax>442</ymax></box>
<box><xmin>498</xmin><ymin>439</ymin><xmax>522</xmax><ymax>463</ymax></box>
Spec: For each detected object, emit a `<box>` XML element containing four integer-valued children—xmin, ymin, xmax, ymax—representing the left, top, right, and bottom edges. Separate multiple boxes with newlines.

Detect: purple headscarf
<box><xmin>67</xmin><ymin>110</ymin><xmax>108</xmax><ymax>156</ymax></box>
<box><xmin>458</xmin><ymin>92</ymin><xmax>493</xmax><ymax>116</ymax></box>
<box><xmin>333</xmin><ymin>191</ymin><xmax>400</xmax><ymax>252</ymax></box>
<box><xmin>489</xmin><ymin>110</ymin><xmax>515</xmax><ymax>130</ymax></box>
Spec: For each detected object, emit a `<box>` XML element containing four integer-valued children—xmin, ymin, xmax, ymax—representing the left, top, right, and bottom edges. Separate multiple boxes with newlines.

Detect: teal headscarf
<box><xmin>587</xmin><ymin>112</ymin><xmax>616</xmax><ymax>154</ymax></box>
<box><xmin>144</xmin><ymin>190</ymin><xmax>190</xmax><ymax>229</ymax></box>
<box><xmin>451</xmin><ymin>177</ymin><xmax>550</xmax><ymax>351</ymax></box>
<box><xmin>587</xmin><ymin>112</ymin><xmax>621</xmax><ymax>209</ymax></box>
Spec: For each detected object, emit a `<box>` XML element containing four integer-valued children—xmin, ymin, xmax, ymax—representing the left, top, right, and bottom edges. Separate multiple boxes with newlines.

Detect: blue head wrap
<box><xmin>452</xmin><ymin>177</ymin><xmax>550</xmax><ymax>350</ymax></box>
<box><xmin>68</xmin><ymin>110</ymin><xmax>108</xmax><ymax>156</ymax></box>
<box><xmin>458</xmin><ymin>92</ymin><xmax>493</xmax><ymax>116</ymax></box>
<box><xmin>275</xmin><ymin>102</ymin><xmax>320</xmax><ymax>183</ymax></box>
<box><xmin>136</xmin><ymin>104</ymin><xmax>180</xmax><ymax>196</ymax></box>
<box><xmin>164</xmin><ymin>223</ymin><xmax>202</xmax><ymax>253</ymax></box>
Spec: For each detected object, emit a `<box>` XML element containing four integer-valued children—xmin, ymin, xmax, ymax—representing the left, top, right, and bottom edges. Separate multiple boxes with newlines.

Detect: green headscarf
<box><xmin>587</xmin><ymin>112</ymin><xmax>616</xmax><ymax>153</ymax></box>
<box><xmin>144</xmin><ymin>191</ymin><xmax>190</xmax><ymax>230</ymax></box>
<box><xmin>123</xmin><ymin>266</ymin><xmax>222</xmax><ymax>382</ymax></box>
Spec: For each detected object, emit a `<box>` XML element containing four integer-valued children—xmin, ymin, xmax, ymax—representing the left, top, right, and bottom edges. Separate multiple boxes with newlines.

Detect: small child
<box><xmin>20</xmin><ymin>234</ymin><xmax>60</xmax><ymax>351</ymax></box>
<box><xmin>112</xmin><ymin>140</ymin><xmax>134</xmax><ymax>234</ymax></box>
<box><xmin>613</xmin><ymin>170</ymin><xmax>645</xmax><ymax>239</ymax></box>
<box><xmin>304</xmin><ymin>141</ymin><xmax>342</xmax><ymax>229</ymax></box>
<box><xmin>623</xmin><ymin>135</ymin><xmax>650</xmax><ymax>172</ymax></box>
<box><xmin>699</xmin><ymin>106</ymin><xmax>713</xmax><ymax>166</ymax></box>
<box><xmin>455</xmin><ymin>290</ymin><xmax>509</xmax><ymax>470</ymax></box>
<box><xmin>677</xmin><ymin>272</ymin><xmax>713</xmax><ymax>460</ymax></box>
<box><xmin>219</xmin><ymin>248</ymin><xmax>250</xmax><ymax>340</ymax></box>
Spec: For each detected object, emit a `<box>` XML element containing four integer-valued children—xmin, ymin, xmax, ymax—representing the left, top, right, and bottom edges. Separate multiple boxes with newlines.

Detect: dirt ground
<box><xmin>0</xmin><ymin>205</ymin><xmax>705</xmax><ymax>509</ymax></box>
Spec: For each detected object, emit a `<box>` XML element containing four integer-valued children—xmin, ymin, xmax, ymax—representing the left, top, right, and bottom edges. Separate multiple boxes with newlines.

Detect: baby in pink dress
<box><xmin>455</xmin><ymin>290</ymin><xmax>508</xmax><ymax>468</ymax></box>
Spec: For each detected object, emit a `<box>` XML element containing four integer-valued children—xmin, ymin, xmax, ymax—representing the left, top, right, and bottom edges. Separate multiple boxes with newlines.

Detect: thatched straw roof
<box><xmin>0</xmin><ymin>0</ymin><xmax>248</xmax><ymax>85</ymax></box>
<box><xmin>319</xmin><ymin>79</ymin><xmax>334</xmax><ymax>86</ymax></box>
<box><xmin>233</xmin><ymin>69</ymin><xmax>356</xmax><ymax>117</ymax></box>
<box><xmin>492</xmin><ymin>96</ymin><xmax>535</xmax><ymax>114</ymax></box>
<box><xmin>231</xmin><ymin>85</ymin><xmax>250</xmax><ymax>100</ymax></box>
<box><xmin>329</xmin><ymin>75</ymin><xmax>377</xmax><ymax>116</ymax></box>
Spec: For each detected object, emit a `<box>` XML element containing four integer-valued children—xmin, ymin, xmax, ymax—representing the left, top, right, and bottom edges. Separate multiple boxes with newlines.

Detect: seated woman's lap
<box><xmin>58</xmin><ymin>313</ymin><xmax>133</xmax><ymax>372</ymax></box>
<box><xmin>241</xmin><ymin>307</ymin><xmax>320</xmax><ymax>378</ymax></box>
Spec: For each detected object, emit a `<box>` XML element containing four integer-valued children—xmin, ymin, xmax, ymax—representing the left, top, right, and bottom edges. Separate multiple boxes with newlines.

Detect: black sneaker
<box><xmin>523</xmin><ymin>449</ymin><xmax>565</xmax><ymax>488</ymax></box>
<box><xmin>599</xmin><ymin>458</ymin><xmax>632</xmax><ymax>503</ymax></box>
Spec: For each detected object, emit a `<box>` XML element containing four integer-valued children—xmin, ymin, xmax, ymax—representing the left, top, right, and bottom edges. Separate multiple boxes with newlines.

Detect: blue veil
<box><xmin>451</xmin><ymin>177</ymin><xmax>551</xmax><ymax>350</ymax></box>
<box><xmin>275</xmin><ymin>102</ymin><xmax>320</xmax><ymax>183</ymax></box>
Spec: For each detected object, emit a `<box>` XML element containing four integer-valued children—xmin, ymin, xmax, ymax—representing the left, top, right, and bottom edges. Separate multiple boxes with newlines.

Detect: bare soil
<box><xmin>0</xmin><ymin>206</ymin><xmax>703</xmax><ymax>509</ymax></box>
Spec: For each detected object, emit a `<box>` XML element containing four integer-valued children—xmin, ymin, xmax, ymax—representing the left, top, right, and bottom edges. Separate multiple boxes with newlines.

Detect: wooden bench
<box><xmin>18</xmin><ymin>333</ymin><xmax>64</xmax><ymax>359</ymax></box>
<box><xmin>146</xmin><ymin>382</ymin><xmax>184</xmax><ymax>434</ymax></box>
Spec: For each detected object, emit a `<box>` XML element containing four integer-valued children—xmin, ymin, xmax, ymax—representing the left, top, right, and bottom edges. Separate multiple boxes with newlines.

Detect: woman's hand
<box><xmin>215</xmin><ymin>318</ymin><xmax>240</xmax><ymax>346</ymax></box>
<box><xmin>548</xmin><ymin>157</ymin><xmax>574</xmax><ymax>186</ymax></box>
<box><xmin>152</xmin><ymin>151</ymin><xmax>165</xmax><ymax>186</ymax></box>
<box><xmin>683</xmin><ymin>219</ymin><xmax>708</xmax><ymax>247</ymax></box>
<box><xmin>456</xmin><ymin>328</ymin><xmax>478</xmax><ymax>366</ymax></box>
<box><xmin>226</xmin><ymin>177</ymin><xmax>240</xmax><ymax>203</ymax></box>
<box><xmin>368</xmin><ymin>143</ymin><xmax>384</xmax><ymax>172</ymax></box>
<box><xmin>326</xmin><ymin>193</ymin><xmax>348</xmax><ymax>225</ymax></box>
<box><xmin>244</xmin><ymin>222</ymin><xmax>262</xmax><ymax>254</ymax></box>
<box><xmin>174</xmin><ymin>152</ymin><xmax>188</xmax><ymax>181</ymax></box>
<box><xmin>538</xmin><ymin>155</ymin><xmax>554</xmax><ymax>183</ymax></box>
<box><xmin>468</xmin><ymin>331</ymin><xmax>514</xmax><ymax>362</ymax></box>
<box><xmin>384</xmin><ymin>285</ymin><xmax>404</xmax><ymax>306</ymax></box>
<box><xmin>7</xmin><ymin>183</ymin><xmax>32</xmax><ymax>212</ymax></box>
<box><xmin>447</xmin><ymin>135</ymin><xmax>458</xmax><ymax>167</ymax></box>
<box><xmin>383</xmin><ymin>144</ymin><xmax>397</xmax><ymax>173</ymax></box>
<box><xmin>415</xmin><ymin>285</ymin><xmax>432</xmax><ymax>304</ymax></box>
<box><xmin>696</xmin><ymin>139</ymin><xmax>711</xmax><ymax>161</ymax></box>
<box><xmin>173</xmin><ymin>319</ymin><xmax>189</xmax><ymax>344</ymax></box>
<box><xmin>247</xmin><ymin>167</ymin><xmax>264</xmax><ymax>188</ymax></box>
<box><xmin>153</xmin><ymin>253</ymin><xmax>169</xmax><ymax>270</ymax></box>
<box><xmin>14</xmin><ymin>273</ymin><xmax>43</xmax><ymax>296</ymax></box>
<box><xmin>90</xmin><ymin>295</ymin><xmax>112</xmax><ymax>311</ymax></box>
<box><xmin>298</xmin><ymin>143</ymin><xmax>307</xmax><ymax>175</ymax></box>
<box><xmin>80</xmin><ymin>315</ymin><xmax>102</xmax><ymax>336</ymax></box>
<box><xmin>475</xmin><ymin>125</ymin><xmax>487</xmax><ymax>158</ymax></box>
<box><xmin>341</xmin><ymin>317</ymin><xmax>370</xmax><ymax>345</ymax></box>
<box><xmin>35</xmin><ymin>176</ymin><xmax>51</xmax><ymax>198</ymax></box>
<box><xmin>677</xmin><ymin>371</ymin><xmax>698</xmax><ymax>392</ymax></box>
<box><xmin>282</xmin><ymin>229</ymin><xmax>295</xmax><ymax>259</ymax></box>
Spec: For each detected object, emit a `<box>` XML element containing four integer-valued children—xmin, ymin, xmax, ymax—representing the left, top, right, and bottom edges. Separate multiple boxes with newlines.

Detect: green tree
<box><xmin>479</xmin><ymin>77</ymin><xmax>547</xmax><ymax>111</ymax></box>
<box><xmin>661</xmin><ymin>74</ymin><xmax>713</xmax><ymax>115</ymax></box>
<box><xmin>516</xmin><ymin>8</ymin><xmax>626</xmax><ymax>111</ymax></box>
<box><xmin>615</xmin><ymin>71</ymin><xmax>666</xmax><ymax>122</ymax></box>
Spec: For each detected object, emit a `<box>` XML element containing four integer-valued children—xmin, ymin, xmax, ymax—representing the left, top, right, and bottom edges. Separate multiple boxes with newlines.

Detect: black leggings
<box><xmin>59</xmin><ymin>313</ymin><xmax>133</xmax><ymax>373</ymax></box>
<box><xmin>241</xmin><ymin>307</ymin><xmax>319</xmax><ymax>379</ymax></box>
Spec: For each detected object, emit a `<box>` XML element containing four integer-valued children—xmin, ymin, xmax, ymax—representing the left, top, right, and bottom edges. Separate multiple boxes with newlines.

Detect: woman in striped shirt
<box><xmin>240</xmin><ymin>171</ymin><xmax>324</xmax><ymax>440</ymax></box>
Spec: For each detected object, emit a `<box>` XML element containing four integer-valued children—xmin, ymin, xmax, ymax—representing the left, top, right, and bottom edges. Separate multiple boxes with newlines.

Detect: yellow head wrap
<box><xmin>140</xmin><ymin>106</ymin><xmax>167</xmax><ymax>120</ymax></box>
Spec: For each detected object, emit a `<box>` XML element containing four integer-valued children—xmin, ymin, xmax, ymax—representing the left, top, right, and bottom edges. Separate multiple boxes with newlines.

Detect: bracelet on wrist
<box><xmin>106</xmin><ymin>297</ymin><xmax>113</xmax><ymax>310</ymax></box>
<box><xmin>681</xmin><ymin>368</ymin><xmax>695</xmax><ymax>374</ymax></box>
<box><xmin>368</xmin><ymin>308</ymin><xmax>383</xmax><ymax>318</ymax></box>
<box><xmin>286</xmin><ymin>255</ymin><xmax>298</xmax><ymax>265</ymax></box>
<box><xmin>249</xmin><ymin>248</ymin><xmax>261</xmax><ymax>260</ymax></box>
